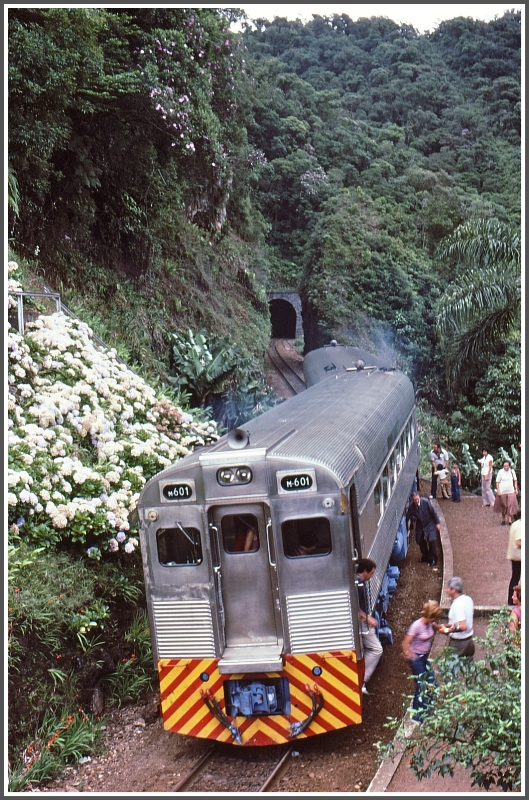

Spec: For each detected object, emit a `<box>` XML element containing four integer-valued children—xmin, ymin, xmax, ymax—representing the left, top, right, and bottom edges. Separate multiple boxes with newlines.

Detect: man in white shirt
<box><xmin>506</xmin><ymin>518</ymin><xmax>522</xmax><ymax>605</ymax></box>
<box><xmin>441</xmin><ymin>576</ymin><xmax>475</xmax><ymax>658</ymax></box>
<box><xmin>478</xmin><ymin>448</ymin><xmax>495</xmax><ymax>506</ymax></box>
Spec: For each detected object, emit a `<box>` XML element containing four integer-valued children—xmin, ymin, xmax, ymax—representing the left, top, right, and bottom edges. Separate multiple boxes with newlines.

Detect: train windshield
<box><xmin>221</xmin><ymin>513</ymin><xmax>260</xmax><ymax>553</ymax></box>
<box><xmin>281</xmin><ymin>517</ymin><xmax>332</xmax><ymax>558</ymax></box>
<box><xmin>156</xmin><ymin>525</ymin><xmax>203</xmax><ymax>566</ymax></box>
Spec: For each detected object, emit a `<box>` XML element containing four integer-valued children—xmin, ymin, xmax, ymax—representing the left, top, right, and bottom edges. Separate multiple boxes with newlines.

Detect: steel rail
<box><xmin>170</xmin><ymin>743</ymin><xmax>218</xmax><ymax>792</ymax></box>
<box><xmin>257</xmin><ymin>744</ymin><xmax>295</xmax><ymax>792</ymax></box>
<box><xmin>266</xmin><ymin>339</ymin><xmax>306</xmax><ymax>396</ymax></box>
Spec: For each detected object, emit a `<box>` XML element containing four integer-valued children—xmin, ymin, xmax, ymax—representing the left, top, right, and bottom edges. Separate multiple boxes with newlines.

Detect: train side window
<box><xmin>221</xmin><ymin>514</ymin><xmax>260</xmax><ymax>553</ymax></box>
<box><xmin>156</xmin><ymin>526</ymin><xmax>202</xmax><ymax>566</ymax></box>
<box><xmin>389</xmin><ymin>453</ymin><xmax>397</xmax><ymax>487</ymax></box>
<box><xmin>282</xmin><ymin>518</ymin><xmax>332</xmax><ymax>558</ymax></box>
<box><xmin>395</xmin><ymin>440</ymin><xmax>403</xmax><ymax>474</ymax></box>
<box><xmin>374</xmin><ymin>479</ymin><xmax>382</xmax><ymax>523</ymax></box>
<box><xmin>382</xmin><ymin>468</ymin><xmax>390</xmax><ymax>505</ymax></box>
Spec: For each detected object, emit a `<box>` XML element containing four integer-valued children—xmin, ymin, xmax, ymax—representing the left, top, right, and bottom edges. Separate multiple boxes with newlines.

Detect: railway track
<box><xmin>266</xmin><ymin>338</ymin><xmax>306</xmax><ymax>397</ymax></box>
<box><xmin>161</xmin><ymin>340</ymin><xmax>303</xmax><ymax>794</ymax></box>
<box><xmin>171</xmin><ymin>742</ymin><xmax>296</xmax><ymax>793</ymax></box>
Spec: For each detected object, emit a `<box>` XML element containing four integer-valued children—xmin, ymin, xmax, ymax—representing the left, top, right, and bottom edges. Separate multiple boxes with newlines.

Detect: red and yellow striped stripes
<box><xmin>158</xmin><ymin>650</ymin><xmax>364</xmax><ymax>746</ymax></box>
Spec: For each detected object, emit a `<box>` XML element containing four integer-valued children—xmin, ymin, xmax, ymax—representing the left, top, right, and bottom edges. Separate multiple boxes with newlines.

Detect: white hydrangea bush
<box><xmin>8</xmin><ymin>259</ymin><xmax>23</xmax><ymax>298</ymax></box>
<box><xmin>7</xmin><ymin>262</ymin><xmax>218</xmax><ymax>559</ymax></box>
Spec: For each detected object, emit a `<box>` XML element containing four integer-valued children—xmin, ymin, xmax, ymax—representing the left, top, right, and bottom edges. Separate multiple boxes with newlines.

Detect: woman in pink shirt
<box><xmin>402</xmin><ymin>600</ymin><xmax>443</xmax><ymax>721</ymax></box>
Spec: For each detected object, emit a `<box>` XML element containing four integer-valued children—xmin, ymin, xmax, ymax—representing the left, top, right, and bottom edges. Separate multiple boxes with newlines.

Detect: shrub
<box><xmin>8</xmin><ymin>260</ymin><xmax>218</xmax><ymax>559</ymax></box>
<box><xmin>8</xmin><ymin>709</ymin><xmax>104</xmax><ymax>792</ymax></box>
<box><xmin>378</xmin><ymin>610</ymin><xmax>522</xmax><ymax>791</ymax></box>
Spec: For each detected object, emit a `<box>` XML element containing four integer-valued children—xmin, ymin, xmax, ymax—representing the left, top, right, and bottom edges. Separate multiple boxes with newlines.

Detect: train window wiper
<box><xmin>175</xmin><ymin>522</ymin><xmax>196</xmax><ymax>545</ymax></box>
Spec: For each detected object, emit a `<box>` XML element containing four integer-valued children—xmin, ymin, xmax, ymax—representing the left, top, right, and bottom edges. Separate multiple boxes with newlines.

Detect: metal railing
<box><xmin>7</xmin><ymin>289</ymin><xmax>127</xmax><ymax>364</ymax></box>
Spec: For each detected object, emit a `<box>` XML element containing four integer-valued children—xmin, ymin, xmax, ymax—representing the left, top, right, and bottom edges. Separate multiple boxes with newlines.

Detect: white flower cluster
<box><xmin>8</xmin><ymin>260</ymin><xmax>23</xmax><ymax>309</ymax></box>
<box><xmin>7</xmin><ymin>262</ymin><xmax>218</xmax><ymax>557</ymax></box>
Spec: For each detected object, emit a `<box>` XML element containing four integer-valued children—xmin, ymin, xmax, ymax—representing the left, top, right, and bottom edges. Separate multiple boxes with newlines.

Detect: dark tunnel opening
<box><xmin>269</xmin><ymin>299</ymin><xmax>297</xmax><ymax>338</ymax></box>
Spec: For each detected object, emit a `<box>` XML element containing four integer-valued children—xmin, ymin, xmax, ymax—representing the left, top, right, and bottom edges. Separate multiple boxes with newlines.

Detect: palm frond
<box><xmin>436</xmin><ymin>219</ymin><xmax>520</xmax><ymax>269</ymax></box>
<box><xmin>437</xmin><ymin>265</ymin><xmax>521</xmax><ymax>336</ymax></box>
<box><xmin>442</xmin><ymin>306</ymin><xmax>520</xmax><ymax>390</ymax></box>
<box><xmin>8</xmin><ymin>164</ymin><xmax>20</xmax><ymax>217</ymax></box>
<box><xmin>435</xmin><ymin>220</ymin><xmax>521</xmax><ymax>392</ymax></box>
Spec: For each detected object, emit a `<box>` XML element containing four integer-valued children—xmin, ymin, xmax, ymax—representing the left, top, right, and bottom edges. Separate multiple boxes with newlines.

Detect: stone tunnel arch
<box><xmin>268</xmin><ymin>293</ymin><xmax>303</xmax><ymax>339</ymax></box>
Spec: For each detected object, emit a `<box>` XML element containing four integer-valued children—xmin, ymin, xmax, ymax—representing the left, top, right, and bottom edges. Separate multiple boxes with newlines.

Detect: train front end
<box><xmin>137</xmin><ymin>443</ymin><xmax>365</xmax><ymax>746</ymax></box>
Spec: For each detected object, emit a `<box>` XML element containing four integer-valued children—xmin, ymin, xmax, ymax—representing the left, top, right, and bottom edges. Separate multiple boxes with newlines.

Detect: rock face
<box><xmin>90</xmin><ymin>686</ymin><xmax>105</xmax><ymax>717</ymax></box>
<box><xmin>140</xmin><ymin>699</ymin><xmax>161</xmax><ymax>725</ymax></box>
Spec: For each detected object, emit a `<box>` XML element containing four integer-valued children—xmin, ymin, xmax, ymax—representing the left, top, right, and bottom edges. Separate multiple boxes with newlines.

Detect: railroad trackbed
<box><xmin>265</xmin><ymin>338</ymin><xmax>306</xmax><ymax>397</ymax></box>
<box><xmin>171</xmin><ymin>742</ymin><xmax>297</xmax><ymax>793</ymax></box>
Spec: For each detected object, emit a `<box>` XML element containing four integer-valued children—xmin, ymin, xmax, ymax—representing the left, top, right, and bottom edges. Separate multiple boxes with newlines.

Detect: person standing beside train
<box><xmin>450</xmin><ymin>460</ymin><xmax>461</xmax><ymax>502</ymax></box>
<box><xmin>356</xmin><ymin>558</ymin><xmax>383</xmax><ymax>695</ymax></box>
<box><xmin>439</xmin><ymin>576</ymin><xmax>475</xmax><ymax>659</ymax></box>
<box><xmin>478</xmin><ymin>447</ymin><xmax>496</xmax><ymax>507</ymax></box>
<box><xmin>508</xmin><ymin>585</ymin><xmax>522</xmax><ymax>633</ymax></box>
<box><xmin>407</xmin><ymin>491</ymin><xmax>441</xmax><ymax>566</ymax></box>
<box><xmin>493</xmin><ymin>460</ymin><xmax>519</xmax><ymax>526</ymax></box>
<box><xmin>429</xmin><ymin>442</ymin><xmax>449</xmax><ymax>499</ymax></box>
<box><xmin>401</xmin><ymin>600</ymin><xmax>444</xmax><ymax>722</ymax></box>
<box><xmin>506</xmin><ymin>516</ymin><xmax>522</xmax><ymax>606</ymax></box>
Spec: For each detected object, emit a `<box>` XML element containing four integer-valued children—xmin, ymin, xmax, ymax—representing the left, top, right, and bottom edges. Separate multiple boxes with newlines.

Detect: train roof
<box><xmin>303</xmin><ymin>343</ymin><xmax>396</xmax><ymax>388</ymax></box>
<box><xmin>155</xmin><ymin>366</ymin><xmax>415</xmax><ymax>501</ymax></box>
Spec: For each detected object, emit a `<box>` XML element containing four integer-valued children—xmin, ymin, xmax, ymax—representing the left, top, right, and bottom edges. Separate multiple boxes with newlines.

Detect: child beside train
<box><xmin>429</xmin><ymin>442</ymin><xmax>449</xmax><ymax>499</ymax></box>
<box><xmin>433</xmin><ymin>462</ymin><xmax>451</xmax><ymax>499</ymax></box>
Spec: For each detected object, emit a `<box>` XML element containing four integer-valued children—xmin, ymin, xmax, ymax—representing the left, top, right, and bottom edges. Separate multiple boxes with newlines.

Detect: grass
<box><xmin>100</xmin><ymin>611</ymin><xmax>157</xmax><ymax>708</ymax></box>
<box><xmin>8</xmin><ymin>545</ymin><xmax>151</xmax><ymax>781</ymax></box>
<box><xmin>8</xmin><ymin>709</ymin><xmax>105</xmax><ymax>792</ymax></box>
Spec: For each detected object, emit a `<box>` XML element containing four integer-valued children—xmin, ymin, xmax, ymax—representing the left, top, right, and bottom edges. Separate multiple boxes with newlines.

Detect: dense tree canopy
<box><xmin>8</xmin><ymin>6</ymin><xmax>521</xmax><ymax>444</ymax></box>
<box><xmin>8</xmin><ymin>7</ymin><xmax>257</xmax><ymax>265</ymax></box>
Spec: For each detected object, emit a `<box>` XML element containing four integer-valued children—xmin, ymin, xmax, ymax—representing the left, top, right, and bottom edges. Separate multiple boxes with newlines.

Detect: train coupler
<box><xmin>200</xmin><ymin>689</ymin><xmax>242</xmax><ymax>744</ymax></box>
<box><xmin>288</xmin><ymin>684</ymin><xmax>324</xmax><ymax>738</ymax></box>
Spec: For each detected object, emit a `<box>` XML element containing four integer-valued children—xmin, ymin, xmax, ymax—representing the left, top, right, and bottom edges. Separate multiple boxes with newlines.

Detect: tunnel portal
<box><xmin>268</xmin><ymin>292</ymin><xmax>303</xmax><ymax>339</ymax></box>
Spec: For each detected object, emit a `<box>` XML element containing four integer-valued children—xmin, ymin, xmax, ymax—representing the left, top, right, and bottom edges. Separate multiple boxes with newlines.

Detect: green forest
<box><xmin>7</xmin><ymin>8</ymin><xmax>521</xmax><ymax>789</ymax></box>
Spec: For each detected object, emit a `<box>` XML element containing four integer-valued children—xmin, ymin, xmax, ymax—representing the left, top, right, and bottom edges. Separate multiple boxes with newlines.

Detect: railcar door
<box><xmin>209</xmin><ymin>504</ymin><xmax>283</xmax><ymax>672</ymax></box>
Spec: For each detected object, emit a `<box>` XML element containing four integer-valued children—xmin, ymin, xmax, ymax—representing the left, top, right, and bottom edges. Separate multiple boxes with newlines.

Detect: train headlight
<box><xmin>322</xmin><ymin>497</ymin><xmax>335</xmax><ymax>508</ymax></box>
<box><xmin>236</xmin><ymin>467</ymin><xmax>252</xmax><ymax>483</ymax></box>
<box><xmin>218</xmin><ymin>468</ymin><xmax>235</xmax><ymax>484</ymax></box>
<box><xmin>217</xmin><ymin>467</ymin><xmax>253</xmax><ymax>486</ymax></box>
<box><xmin>312</xmin><ymin>666</ymin><xmax>323</xmax><ymax>676</ymax></box>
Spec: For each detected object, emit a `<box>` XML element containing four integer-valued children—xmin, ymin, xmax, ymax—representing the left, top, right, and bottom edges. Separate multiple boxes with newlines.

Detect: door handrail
<box><xmin>266</xmin><ymin>518</ymin><xmax>277</xmax><ymax>568</ymax></box>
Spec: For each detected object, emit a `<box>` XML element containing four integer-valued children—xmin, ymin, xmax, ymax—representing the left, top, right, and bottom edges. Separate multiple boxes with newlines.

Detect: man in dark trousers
<box><xmin>407</xmin><ymin>491</ymin><xmax>441</xmax><ymax>566</ymax></box>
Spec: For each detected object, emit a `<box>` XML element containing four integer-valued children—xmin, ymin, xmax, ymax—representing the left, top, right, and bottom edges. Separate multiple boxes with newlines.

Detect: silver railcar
<box><xmin>137</xmin><ymin>346</ymin><xmax>419</xmax><ymax>746</ymax></box>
